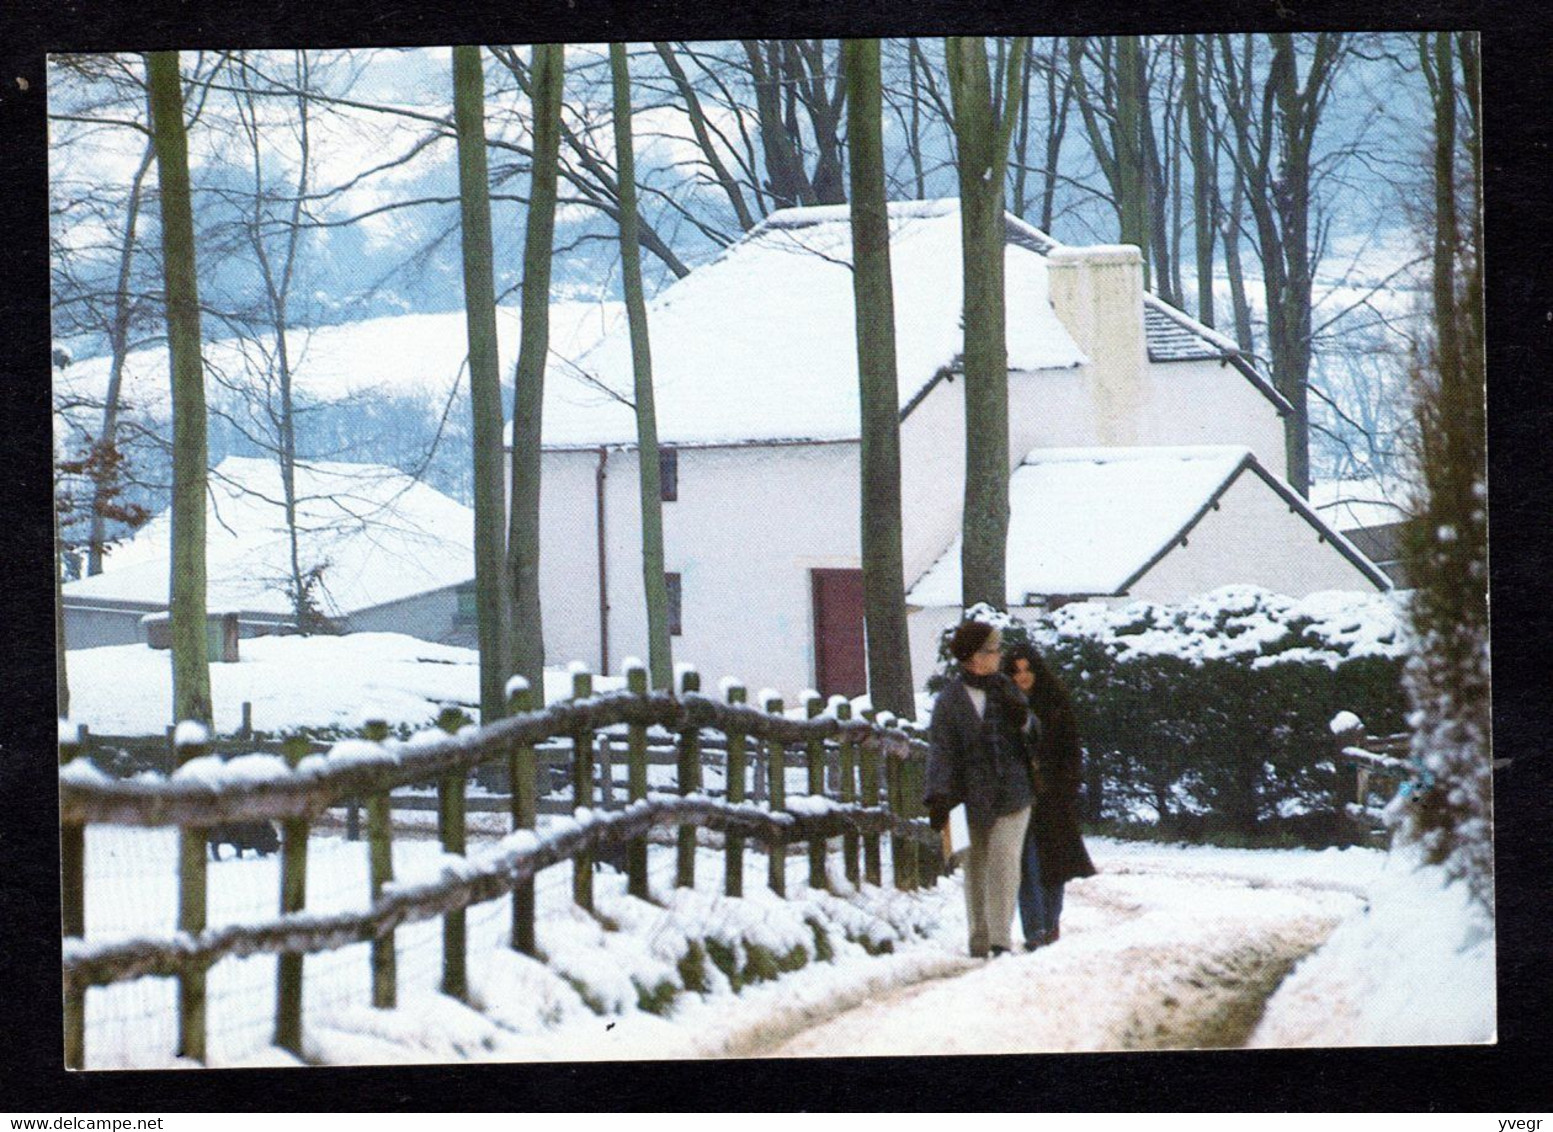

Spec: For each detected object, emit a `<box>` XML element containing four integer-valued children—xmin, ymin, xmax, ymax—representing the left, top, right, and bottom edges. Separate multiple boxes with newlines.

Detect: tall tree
<box><xmin>741</xmin><ymin>40</ymin><xmax>848</xmax><ymax>209</ymax></box>
<box><xmin>452</xmin><ymin>45</ymin><xmax>509</xmax><ymax>724</ymax></box>
<box><xmin>1393</xmin><ymin>31</ymin><xmax>1490</xmax><ymax>911</ymax></box>
<box><xmin>507</xmin><ymin>43</ymin><xmax>565</xmax><ymax>694</ymax></box>
<box><xmin>844</xmin><ymin>38</ymin><xmax>914</xmax><ymax>719</ymax></box>
<box><xmin>227</xmin><ymin>51</ymin><xmax>318</xmax><ymax>632</ymax></box>
<box><xmin>946</xmin><ymin>35</ymin><xmax>1028</xmax><ymax>611</ymax></box>
<box><xmin>147</xmin><ymin>50</ymin><xmax>211</xmax><ymax>727</ymax></box>
<box><xmin>1217</xmin><ymin>32</ymin><xmax>1347</xmax><ymax>496</ymax></box>
<box><xmin>611</xmin><ymin>43</ymin><xmax>674</xmax><ymax>690</ymax></box>
<box><xmin>1069</xmin><ymin>37</ymin><xmax>1153</xmax><ymax>285</ymax></box>
<box><xmin>1182</xmin><ymin>35</ymin><xmax>1218</xmax><ymax>327</ymax></box>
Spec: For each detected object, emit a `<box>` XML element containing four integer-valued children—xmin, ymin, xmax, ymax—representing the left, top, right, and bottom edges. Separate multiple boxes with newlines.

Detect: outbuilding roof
<box><xmin>63</xmin><ymin>457</ymin><xmax>475</xmax><ymax>619</ymax></box>
<box><xmin>906</xmin><ymin>445</ymin><xmax>1389</xmax><ymax>606</ymax></box>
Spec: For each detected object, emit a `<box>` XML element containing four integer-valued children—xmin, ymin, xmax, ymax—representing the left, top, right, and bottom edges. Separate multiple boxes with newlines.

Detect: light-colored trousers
<box><xmin>963</xmin><ymin>805</ymin><xmax>1031</xmax><ymax>957</ymax></box>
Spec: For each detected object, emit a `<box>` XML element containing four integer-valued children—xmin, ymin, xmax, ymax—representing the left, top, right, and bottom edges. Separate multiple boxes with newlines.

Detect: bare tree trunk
<box><xmin>907</xmin><ymin>40</ymin><xmax>928</xmax><ymax>200</ymax></box>
<box><xmin>1039</xmin><ymin>48</ymin><xmax>1073</xmax><ymax>233</ymax></box>
<box><xmin>148</xmin><ymin>50</ymin><xmax>211</xmax><ymax>727</ymax></box>
<box><xmin>452</xmin><ymin>45</ymin><xmax>509</xmax><ymax>724</ymax></box>
<box><xmin>1216</xmin><ymin>32</ymin><xmax>1346</xmax><ymax>496</ymax></box>
<box><xmin>845</xmin><ymin>38</ymin><xmax>915</xmax><ymax>719</ymax></box>
<box><xmin>56</xmin><ymin>507</ymin><xmax>70</xmax><ymax>718</ymax></box>
<box><xmin>87</xmin><ymin>135</ymin><xmax>155</xmax><ymax>576</ymax></box>
<box><xmin>653</xmin><ymin>43</ymin><xmax>757</xmax><ymax>231</ymax></box>
<box><xmin>611</xmin><ymin>44</ymin><xmax>674</xmax><ymax>691</ymax></box>
<box><xmin>1183</xmin><ymin>35</ymin><xmax>1217</xmax><ymax>326</ymax></box>
<box><xmin>507</xmin><ymin>43</ymin><xmax>565</xmax><ymax>694</ymax></box>
<box><xmin>947</xmin><ymin>36</ymin><xmax>1028</xmax><ymax>611</ymax></box>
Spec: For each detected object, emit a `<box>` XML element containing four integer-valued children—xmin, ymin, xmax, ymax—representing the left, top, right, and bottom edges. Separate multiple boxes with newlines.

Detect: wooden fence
<box><xmin>58</xmin><ymin>667</ymin><xmax>935</xmax><ymax>1068</ymax></box>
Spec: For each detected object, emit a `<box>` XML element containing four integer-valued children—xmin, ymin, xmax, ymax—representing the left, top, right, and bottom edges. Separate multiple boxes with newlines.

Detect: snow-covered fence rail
<box><xmin>1329</xmin><ymin>712</ymin><xmax>1410</xmax><ymax>830</ymax></box>
<box><xmin>58</xmin><ymin>663</ymin><xmax>931</xmax><ymax>1068</ymax></box>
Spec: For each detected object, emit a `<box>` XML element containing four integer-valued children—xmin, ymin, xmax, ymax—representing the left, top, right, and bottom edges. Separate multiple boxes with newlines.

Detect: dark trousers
<box><xmin>1017</xmin><ymin>826</ymin><xmax>1066</xmax><ymax>943</ymax></box>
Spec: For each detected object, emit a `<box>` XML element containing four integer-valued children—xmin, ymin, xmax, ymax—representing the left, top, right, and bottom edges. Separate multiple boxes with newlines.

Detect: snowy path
<box><xmin>740</xmin><ymin>851</ymin><xmax>1366</xmax><ymax>1057</ymax></box>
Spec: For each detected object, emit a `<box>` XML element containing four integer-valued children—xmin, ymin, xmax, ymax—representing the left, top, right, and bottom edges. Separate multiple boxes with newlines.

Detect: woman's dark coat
<box><xmin>924</xmin><ymin>674</ymin><xmax>1034</xmax><ymax>830</ymax></box>
<box><xmin>1028</xmin><ymin>694</ymin><xmax>1097</xmax><ymax>886</ymax></box>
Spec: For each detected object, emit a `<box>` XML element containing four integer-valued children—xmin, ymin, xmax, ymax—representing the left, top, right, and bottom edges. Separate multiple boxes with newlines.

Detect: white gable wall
<box><xmin>899</xmin><ymin>371</ymin><xmax>968</xmax><ymax>582</ymax></box>
<box><xmin>1125</xmin><ymin>470</ymin><xmax>1384</xmax><ymax>601</ymax></box>
<box><xmin>1005</xmin><ymin>361</ymin><xmax>1284</xmax><ymax>468</ymax></box>
<box><xmin>535</xmin><ymin>449</ymin><xmax>607</xmax><ymax>672</ymax></box>
<box><xmin>538</xmin><ymin>441</ymin><xmax>862</xmax><ymax>694</ymax></box>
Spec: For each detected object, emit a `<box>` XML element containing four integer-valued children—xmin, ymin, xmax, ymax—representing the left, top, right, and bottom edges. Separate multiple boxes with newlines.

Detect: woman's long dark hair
<box><xmin>1002</xmin><ymin>642</ymin><xmax>1075</xmax><ymax>724</ymax></box>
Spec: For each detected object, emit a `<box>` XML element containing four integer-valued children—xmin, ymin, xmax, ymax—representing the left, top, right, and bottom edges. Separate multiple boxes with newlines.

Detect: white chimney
<box><xmin>1045</xmin><ymin>245</ymin><xmax>1147</xmax><ymax>446</ymax></box>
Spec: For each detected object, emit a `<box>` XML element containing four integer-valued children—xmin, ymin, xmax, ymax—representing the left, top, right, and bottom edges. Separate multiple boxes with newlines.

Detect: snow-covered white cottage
<box><xmin>62</xmin><ymin>457</ymin><xmax>479</xmax><ymax>651</ymax></box>
<box><xmin>522</xmin><ymin>200</ymin><xmax>1389</xmax><ymax>697</ymax></box>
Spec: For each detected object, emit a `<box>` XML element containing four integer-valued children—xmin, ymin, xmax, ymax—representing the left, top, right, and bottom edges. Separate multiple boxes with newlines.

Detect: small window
<box><xmin>659</xmin><ymin>447</ymin><xmax>678</xmax><ymax>502</ymax></box>
<box><xmin>665</xmin><ymin>572</ymin><xmax>682</xmax><ymax>636</ymax></box>
<box><xmin>454</xmin><ymin>580</ymin><xmax>477</xmax><ymax>624</ymax></box>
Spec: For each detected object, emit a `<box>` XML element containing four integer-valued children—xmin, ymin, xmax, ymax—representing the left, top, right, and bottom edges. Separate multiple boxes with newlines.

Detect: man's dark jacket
<box><xmin>925</xmin><ymin>674</ymin><xmax>1035</xmax><ymax>830</ymax></box>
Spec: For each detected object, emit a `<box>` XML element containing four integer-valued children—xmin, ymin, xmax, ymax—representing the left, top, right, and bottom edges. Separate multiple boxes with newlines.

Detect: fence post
<box><xmin>436</xmin><ymin>706</ymin><xmax>468</xmax><ymax>1001</ymax></box>
<box><xmin>624</xmin><ymin>662</ymin><xmax>650</xmax><ymax>901</ymax></box>
<box><xmin>239</xmin><ymin>701</ymin><xmax>253</xmax><ymax>741</ymax></box>
<box><xmin>571</xmin><ymin>667</ymin><xmax>595</xmax><ymax>913</ymax></box>
<box><xmin>174</xmin><ymin>722</ymin><xmax>210</xmax><ymax>1063</ymax></box>
<box><xmin>676</xmin><ymin>667</ymin><xmax>702</xmax><ymax>889</ymax></box>
<box><xmin>763</xmin><ymin>693</ymin><xmax>787</xmax><ymax>898</ymax></box>
<box><xmin>723</xmin><ymin>680</ymin><xmax>747</xmax><ymax>898</ymax></box>
<box><xmin>898</xmin><ymin>732</ymin><xmax>926</xmax><ymax>890</ymax></box>
<box><xmin>858</xmin><ymin>706</ymin><xmax>882</xmax><ymax>887</ymax></box>
<box><xmin>597</xmin><ymin>732</ymin><xmax>614</xmax><ymax>809</ymax></box>
<box><xmin>833</xmin><ymin>698</ymin><xmax>860</xmax><ymax>888</ymax></box>
<box><xmin>275</xmin><ymin>733</ymin><xmax>311</xmax><ymax>1054</ymax></box>
<box><xmin>804</xmin><ymin>691</ymin><xmax>827</xmax><ymax>890</ymax></box>
<box><xmin>60</xmin><ymin>723</ymin><xmax>86</xmax><ymax>1069</ymax></box>
<box><xmin>363</xmin><ymin>717</ymin><xmax>397</xmax><ymax>1007</ymax></box>
<box><xmin>889</xmin><ymin>713</ymin><xmax>922</xmax><ymax>890</ymax></box>
<box><xmin>507</xmin><ymin>678</ymin><xmax>538</xmax><ymax>955</ymax></box>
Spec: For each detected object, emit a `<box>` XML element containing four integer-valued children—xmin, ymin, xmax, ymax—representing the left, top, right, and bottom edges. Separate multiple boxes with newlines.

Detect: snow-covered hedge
<box><xmin>934</xmin><ymin>587</ymin><xmax>1410</xmax><ymax>839</ymax></box>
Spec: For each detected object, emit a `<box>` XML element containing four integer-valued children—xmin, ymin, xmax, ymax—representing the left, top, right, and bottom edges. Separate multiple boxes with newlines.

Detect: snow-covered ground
<box><xmin>72</xmin><ymin>828</ymin><xmax>1494</xmax><ymax>1068</ymax></box>
<box><xmin>64</xmin><ymin>633</ymin><xmax>627</xmax><ymax>736</ymax></box>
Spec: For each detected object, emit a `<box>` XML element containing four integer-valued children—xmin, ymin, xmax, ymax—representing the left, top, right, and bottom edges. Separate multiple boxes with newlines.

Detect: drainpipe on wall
<box><xmin>596</xmin><ymin>446</ymin><xmax>609</xmax><ymax>675</ymax></box>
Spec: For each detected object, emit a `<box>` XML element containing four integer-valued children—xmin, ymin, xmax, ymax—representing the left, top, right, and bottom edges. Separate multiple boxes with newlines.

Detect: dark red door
<box><xmin>811</xmin><ymin>568</ymin><xmax>867</xmax><ymax>698</ymax></box>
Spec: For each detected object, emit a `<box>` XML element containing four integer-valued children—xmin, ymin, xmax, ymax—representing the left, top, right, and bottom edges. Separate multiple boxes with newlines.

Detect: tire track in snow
<box><xmin>743</xmin><ymin>863</ymin><xmax>1358</xmax><ymax>1058</ymax></box>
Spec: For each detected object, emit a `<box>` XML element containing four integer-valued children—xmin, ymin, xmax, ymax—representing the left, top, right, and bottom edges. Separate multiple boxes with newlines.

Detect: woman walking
<box><xmin>925</xmin><ymin>620</ymin><xmax>1038</xmax><ymax>958</ymax></box>
<box><xmin>1005</xmin><ymin>643</ymin><xmax>1096</xmax><ymax>950</ymax></box>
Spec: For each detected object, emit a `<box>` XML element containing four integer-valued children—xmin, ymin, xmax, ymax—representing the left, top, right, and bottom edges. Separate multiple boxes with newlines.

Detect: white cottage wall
<box><xmin>1127</xmin><ymin>471</ymin><xmax>1385</xmax><ymax>600</ymax></box>
<box><xmin>1007</xmin><ymin>362</ymin><xmax>1283</xmax><ymax>467</ymax></box>
<box><xmin>899</xmin><ymin>373</ymin><xmax>968</xmax><ymax>583</ymax></box>
<box><xmin>550</xmin><ymin>442</ymin><xmax>862</xmax><ymax>695</ymax></box>
<box><xmin>533</xmin><ymin>449</ymin><xmax>607</xmax><ymax>672</ymax></box>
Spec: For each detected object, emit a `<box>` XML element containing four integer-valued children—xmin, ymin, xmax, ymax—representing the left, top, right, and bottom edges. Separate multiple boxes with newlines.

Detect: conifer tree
<box><xmin>1393</xmin><ymin>32</ymin><xmax>1490</xmax><ymax>911</ymax></box>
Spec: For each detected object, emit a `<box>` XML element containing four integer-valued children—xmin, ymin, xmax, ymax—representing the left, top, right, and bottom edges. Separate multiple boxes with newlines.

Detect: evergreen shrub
<box><xmin>931</xmin><ymin>587</ymin><xmax>1408</xmax><ymax>842</ymax></box>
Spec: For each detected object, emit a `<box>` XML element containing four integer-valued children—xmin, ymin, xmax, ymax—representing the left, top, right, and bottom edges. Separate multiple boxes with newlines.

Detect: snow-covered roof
<box><xmin>532</xmin><ymin>199</ymin><xmax>1087</xmax><ymax>447</ymax></box>
<box><xmin>907</xmin><ymin>445</ymin><xmax>1389</xmax><ymax>606</ymax></box>
<box><xmin>54</xmin><ymin>301</ymin><xmax>625</xmax><ymax>420</ymax></box>
<box><xmin>63</xmin><ymin>457</ymin><xmax>475</xmax><ymax>618</ymax></box>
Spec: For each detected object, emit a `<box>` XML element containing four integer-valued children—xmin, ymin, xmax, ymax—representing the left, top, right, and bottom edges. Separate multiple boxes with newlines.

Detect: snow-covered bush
<box><xmin>932</xmin><ymin>589</ymin><xmax>1409</xmax><ymax>840</ymax></box>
